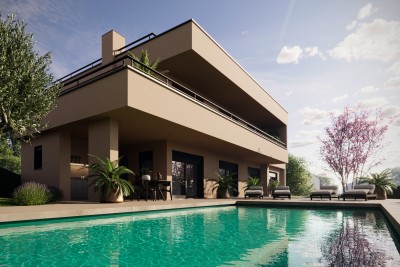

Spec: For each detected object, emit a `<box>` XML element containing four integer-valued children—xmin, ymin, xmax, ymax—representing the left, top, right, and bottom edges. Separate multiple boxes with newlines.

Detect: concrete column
<box><xmin>261</xmin><ymin>164</ymin><xmax>270</xmax><ymax>196</ymax></box>
<box><xmin>88</xmin><ymin>118</ymin><xmax>119</xmax><ymax>201</ymax></box>
<box><xmin>58</xmin><ymin>131</ymin><xmax>71</xmax><ymax>200</ymax></box>
<box><xmin>102</xmin><ymin>30</ymin><xmax>125</xmax><ymax>65</ymax></box>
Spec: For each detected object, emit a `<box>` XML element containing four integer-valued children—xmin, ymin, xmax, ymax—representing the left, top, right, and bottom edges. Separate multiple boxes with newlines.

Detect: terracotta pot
<box><xmin>217</xmin><ymin>189</ymin><xmax>230</xmax><ymax>199</ymax></box>
<box><xmin>100</xmin><ymin>189</ymin><xmax>124</xmax><ymax>203</ymax></box>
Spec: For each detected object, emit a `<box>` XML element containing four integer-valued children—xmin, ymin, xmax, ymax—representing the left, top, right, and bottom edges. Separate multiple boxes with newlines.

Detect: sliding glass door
<box><xmin>172</xmin><ymin>151</ymin><xmax>203</xmax><ymax>198</ymax></box>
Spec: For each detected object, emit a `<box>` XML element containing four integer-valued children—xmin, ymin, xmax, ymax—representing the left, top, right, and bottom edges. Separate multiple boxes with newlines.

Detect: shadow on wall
<box><xmin>0</xmin><ymin>167</ymin><xmax>21</xmax><ymax>197</ymax></box>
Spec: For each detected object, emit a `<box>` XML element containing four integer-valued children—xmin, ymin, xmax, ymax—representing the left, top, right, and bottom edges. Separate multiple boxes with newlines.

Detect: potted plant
<box><xmin>268</xmin><ymin>179</ymin><xmax>279</xmax><ymax>196</ymax></box>
<box><xmin>358</xmin><ymin>169</ymin><xmax>397</xmax><ymax>200</ymax></box>
<box><xmin>243</xmin><ymin>176</ymin><xmax>261</xmax><ymax>190</ymax></box>
<box><xmin>87</xmin><ymin>155</ymin><xmax>135</xmax><ymax>203</ymax></box>
<box><xmin>208</xmin><ymin>171</ymin><xmax>237</xmax><ymax>199</ymax></box>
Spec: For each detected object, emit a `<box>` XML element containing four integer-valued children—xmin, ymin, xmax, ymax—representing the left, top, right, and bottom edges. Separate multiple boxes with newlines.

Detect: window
<box><xmin>34</xmin><ymin>146</ymin><xmax>42</xmax><ymax>170</ymax></box>
<box><xmin>248</xmin><ymin>167</ymin><xmax>261</xmax><ymax>179</ymax></box>
<box><xmin>269</xmin><ymin>171</ymin><xmax>278</xmax><ymax>182</ymax></box>
<box><xmin>219</xmin><ymin>161</ymin><xmax>238</xmax><ymax>197</ymax></box>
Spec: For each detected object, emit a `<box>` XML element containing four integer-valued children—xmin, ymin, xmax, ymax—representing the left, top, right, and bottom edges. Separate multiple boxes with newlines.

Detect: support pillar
<box><xmin>261</xmin><ymin>164</ymin><xmax>270</xmax><ymax>197</ymax></box>
<box><xmin>88</xmin><ymin>119</ymin><xmax>119</xmax><ymax>201</ymax></box>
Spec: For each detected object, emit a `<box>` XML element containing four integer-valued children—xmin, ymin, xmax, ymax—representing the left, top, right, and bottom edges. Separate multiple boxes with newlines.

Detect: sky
<box><xmin>1</xmin><ymin>0</ymin><xmax>399</xmax><ymax>179</ymax></box>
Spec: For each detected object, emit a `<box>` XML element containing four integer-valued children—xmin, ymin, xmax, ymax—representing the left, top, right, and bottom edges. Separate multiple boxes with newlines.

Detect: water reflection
<box><xmin>0</xmin><ymin>207</ymin><xmax>399</xmax><ymax>266</ymax></box>
<box><xmin>322</xmin><ymin>213</ymin><xmax>392</xmax><ymax>266</ymax></box>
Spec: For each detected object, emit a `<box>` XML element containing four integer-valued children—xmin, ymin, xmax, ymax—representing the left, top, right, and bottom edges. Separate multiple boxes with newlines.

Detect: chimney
<box><xmin>102</xmin><ymin>30</ymin><xmax>125</xmax><ymax>65</ymax></box>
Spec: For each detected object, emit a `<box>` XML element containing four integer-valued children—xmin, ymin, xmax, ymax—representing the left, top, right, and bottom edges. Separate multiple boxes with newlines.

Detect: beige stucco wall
<box><xmin>126</xmin><ymin>68</ymin><xmax>287</xmax><ymax>163</ymax></box>
<box><xmin>21</xmin><ymin>131</ymin><xmax>71</xmax><ymax>200</ymax></box>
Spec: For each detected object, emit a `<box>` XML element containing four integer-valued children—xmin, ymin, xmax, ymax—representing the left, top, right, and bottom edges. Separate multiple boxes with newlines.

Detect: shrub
<box><xmin>13</xmin><ymin>182</ymin><xmax>52</xmax><ymax>206</ymax></box>
<box><xmin>48</xmin><ymin>186</ymin><xmax>64</xmax><ymax>202</ymax></box>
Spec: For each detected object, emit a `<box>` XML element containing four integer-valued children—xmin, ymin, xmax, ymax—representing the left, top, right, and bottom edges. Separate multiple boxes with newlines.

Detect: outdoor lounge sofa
<box><xmin>272</xmin><ymin>186</ymin><xmax>291</xmax><ymax>200</ymax></box>
<box><xmin>244</xmin><ymin>186</ymin><xmax>264</xmax><ymax>199</ymax></box>
<box><xmin>310</xmin><ymin>185</ymin><xmax>339</xmax><ymax>200</ymax></box>
<box><xmin>341</xmin><ymin>184</ymin><xmax>377</xmax><ymax>201</ymax></box>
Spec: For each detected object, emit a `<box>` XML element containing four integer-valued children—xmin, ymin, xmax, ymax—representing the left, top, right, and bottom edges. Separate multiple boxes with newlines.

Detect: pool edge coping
<box><xmin>1</xmin><ymin>199</ymin><xmax>399</xmax><ymax>236</ymax></box>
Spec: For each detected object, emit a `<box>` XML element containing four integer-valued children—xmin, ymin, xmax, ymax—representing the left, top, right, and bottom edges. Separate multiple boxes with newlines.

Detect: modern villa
<box><xmin>21</xmin><ymin>19</ymin><xmax>288</xmax><ymax>201</ymax></box>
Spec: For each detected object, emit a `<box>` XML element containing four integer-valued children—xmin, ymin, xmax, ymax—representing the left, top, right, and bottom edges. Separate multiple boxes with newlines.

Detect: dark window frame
<box><xmin>34</xmin><ymin>145</ymin><xmax>42</xmax><ymax>170</ymax></box>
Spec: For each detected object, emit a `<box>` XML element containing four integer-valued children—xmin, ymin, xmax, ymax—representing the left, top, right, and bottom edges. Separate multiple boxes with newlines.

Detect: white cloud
<box><xmin>298</xmin><ymin>130</ymin><xmax>320</xmax><ymax>138</ymax></box>
<box><xmin>300</xmin><ymin>107</ymin><xmax>333</xmax><ymax>125</ymax></box>
<box><xmin>357</xmin><ymin>3</ymin><xmax>376</xmax><ymax>20</ymax></box>
<box><xmin>346</xmin><ymin>20</ymin><xmax>358</xmax><ymax>31</ymax></box>
<box><xmin>276</xmin><ymin>46</ymin><xmax>324</xmax><ymax>64</ymax></box>
<box><xmin>358</xmin><ymin>86</ymin><xmax>380</xmax><ymax>94</ymax></box>
<box><xmin>286</xmin><ymin>90</ymin><xmax>293</xmax><ymax>96</ymax></box>
<box><xmin>381</xmin><ymin>105</ymin><xmax>400</xmax><ymax>118</ymax></box>
<box><xmin>290</xmin><ymin>139</ymin><xmax>318</xmax><ymax>148</ymax></box>
<box><xmin>358</xmin><ymin>97</ymin><xmax>389</xmax><ymax>109</ymax></box>
<box><xmin>332</xmin><ymin>94</ymin><xmax>348</xmax><ymax>103</ymax></box>
<box><xmin>384</xmin><ymin>76</ymin><xmax>400</xmax><ymax>89</ymax></box>
<box><xmin>386</xmin><ymin>61</ymin><xmax>400</xmax><ymax>74</ymax></box>
<box><xmin>276</xmin><ymin>46</ymin><xmax>303</xmax><ymax>64</ymax></box>
<box><xmin>330</xmin><ymin>19</ymin><xmax>400</xmax><ymax>63</ymax></box>
<box><xmin>304</xmin><ymin>46</ymin><xmax>318</xmax><ymax>57</ymax></box>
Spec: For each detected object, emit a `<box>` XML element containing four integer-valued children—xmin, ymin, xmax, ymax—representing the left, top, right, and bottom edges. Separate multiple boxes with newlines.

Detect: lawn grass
<box><xmin>0</xmin><ymin>198</ymin><xmax>13</xmax><ymax>206</ymax></box>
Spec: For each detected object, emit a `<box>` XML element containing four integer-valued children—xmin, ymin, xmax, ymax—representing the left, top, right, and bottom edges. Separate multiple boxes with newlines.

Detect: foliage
<box><xmin>87</xmin><ymin>155</ymin><xmax>135</xmax><ymax>198</ymax></box>
<box><xmin>0</xmin><ymin>197</ymin><xmax>13</xmax><ymax>206</ymax></box>
<box><xmin>268</xmin><ymin>179</ymin><xmax>279</xmax><ymax>189</ymax></box>
<box><xmin>0</xmin><ymin>13</ymin><xmax>60</xmax><ymax>140</ymax></box>
<box><xmin>12</xmin><ymin>181</ymin><xmax>52</xmax><ymax>205</ymax></box>
<box><xmin>286</xmin><ymin>154</ymin><xmax>313</xmax><ymax>196</ymax></box>
<box><xmin>208</xmin><ymin>171</ymin><xmax>237</xmax><ymax>198</ymax></box>
<box><xmin>389</xmin><ymin>167</ymin><xmax>400</xmax><ymax>185</ymax></box>
<box><xmin>244</xmin><ymin>176</ymin><xmax>261</xmax><ymax>190</ymax></box>
<box><xmin>316</xmin><ymin>174</ymin><xmax>335</xmax><ymax>186</ymax></box>
<box><xmin>0</xmin><ymin>166</ymin><xmax>21</xmax><ymax>197</ymax></box>
<box><xmin>319</xmin><ymin>106</ymin><xmax>391</xmax><ymax>192</ymax></box>
<box><xmin>48</xmin><ymin>186</ymin><xmax>64</xmax><ymax>202</ymax></box>
<box><xmin>359</xmin><ymin>169</ymin><xmax>397</xmax><ymax>199</ymax></box>
<box><xmin>0</xmin><ymin>136</ymin><xmax>20</xmax><ymax>174</ymax></box>
<box><xmin>128</xmin><ymin>49</ymin><xmax>160</xmax><ymax>75</ymax></box>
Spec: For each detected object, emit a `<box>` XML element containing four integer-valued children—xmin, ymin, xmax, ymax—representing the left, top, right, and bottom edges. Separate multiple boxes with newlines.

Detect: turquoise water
<box><xmin>0</xmin><ymin>206</ymin><xmax>399</xmax><ymax>266</ymax></box>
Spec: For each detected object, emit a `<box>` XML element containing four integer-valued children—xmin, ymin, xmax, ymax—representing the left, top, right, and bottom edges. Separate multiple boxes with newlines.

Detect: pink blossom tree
<box><xmin>319</xmin><ymin>106</ymin><xmax>390</xmax><ymax>192</ymax></box>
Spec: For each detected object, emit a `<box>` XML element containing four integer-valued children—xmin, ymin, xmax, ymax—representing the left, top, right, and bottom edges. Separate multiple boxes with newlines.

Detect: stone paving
<box><xmin>1</xmin><ymin>197</ymin><xmax>399</xmax><ymax>235</ymax></box>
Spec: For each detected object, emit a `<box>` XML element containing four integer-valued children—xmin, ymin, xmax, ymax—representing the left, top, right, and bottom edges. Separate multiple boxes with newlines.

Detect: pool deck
<box><xmin>1</xmin><ymin>198</ymin><xmax>399</xmax><ymax>235</ymax></box>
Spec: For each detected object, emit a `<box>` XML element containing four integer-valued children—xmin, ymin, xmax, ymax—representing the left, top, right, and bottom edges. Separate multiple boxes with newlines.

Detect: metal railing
<box><xmin>59</xmin><ymin>55</ymin><xmax>287</xmax><ymax>149</ymax></box>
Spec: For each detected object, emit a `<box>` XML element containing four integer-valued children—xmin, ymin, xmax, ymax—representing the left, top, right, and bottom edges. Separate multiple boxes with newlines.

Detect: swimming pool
<box><xmin>0</xmin><ymin>206</ymin><xmax>399</xmax><ymax>266</ymax></box>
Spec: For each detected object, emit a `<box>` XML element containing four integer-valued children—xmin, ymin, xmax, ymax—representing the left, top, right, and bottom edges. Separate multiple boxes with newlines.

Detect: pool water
<box><xmin>0</xmin><ymin>206</ymin><xmax>399</xmax><ymax>266</ymax></box>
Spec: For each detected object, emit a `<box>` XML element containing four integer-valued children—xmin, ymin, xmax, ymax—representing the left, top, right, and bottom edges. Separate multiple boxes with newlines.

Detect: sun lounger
<box><xmin>310</xmin><ymin>185</ymin><xmax>339</xmax><ymax>200</ymax></box>
<box><xmin>244</xmin><ymin>186</ymin><xmax>264</xmax><ymax>199</ymax></box>
<box><xmin>341</xmin><ymin>184</ymin><xmax>377</xmax><ymax>201</ymax></box>
<box><xmin>272</xmin><ymin>186</ymin><xmax>291</xmax><ymax>199</ymax></box>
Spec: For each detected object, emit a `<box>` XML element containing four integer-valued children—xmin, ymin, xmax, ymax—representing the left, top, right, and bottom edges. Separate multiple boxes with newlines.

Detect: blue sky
<box><xmin>1</xmin><ymin>0</ymin><xmax>399</xmax><ymax>178</ymax></box>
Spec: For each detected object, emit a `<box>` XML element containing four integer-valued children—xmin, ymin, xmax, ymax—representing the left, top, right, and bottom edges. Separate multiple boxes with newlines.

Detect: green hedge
<box><xmin>0</xmin><ymin>167</ymin><xmax>21</xmax><ymax>197</ymax></box>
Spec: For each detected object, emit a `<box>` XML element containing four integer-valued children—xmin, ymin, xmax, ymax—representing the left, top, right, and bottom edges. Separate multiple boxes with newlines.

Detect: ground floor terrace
<box><xmin>22</xmin><ymin>120</ymin><xmax>286</xmax><ymax>202</ymax></box>
<box><xmin>1</xmin><ymin>198</ymin><xmax>399</xmax><ymax>236</ymax></box>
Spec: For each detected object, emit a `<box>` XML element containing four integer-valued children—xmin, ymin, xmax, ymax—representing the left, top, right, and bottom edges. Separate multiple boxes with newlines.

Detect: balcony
<box><xmin>58</xmin><ymin>55</ymin><xmax>286</xmax><ymax>150</ymax></box>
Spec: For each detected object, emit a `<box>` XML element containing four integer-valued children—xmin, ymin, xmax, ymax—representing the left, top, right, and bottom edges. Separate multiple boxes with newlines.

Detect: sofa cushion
<box><xmin>354</xmin><ymin>184</ymin><xmax>375</xmax><ymax>194</ymax></box>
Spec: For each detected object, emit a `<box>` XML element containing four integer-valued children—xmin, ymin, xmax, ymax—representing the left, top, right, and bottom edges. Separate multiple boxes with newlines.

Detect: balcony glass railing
<box><xmin>58</xmin><ymin>55</ymin><xmax>287</xmax><ymax>149</ymax></box>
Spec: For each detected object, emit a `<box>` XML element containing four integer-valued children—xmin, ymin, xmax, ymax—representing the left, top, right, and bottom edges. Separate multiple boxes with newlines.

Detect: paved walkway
<box><xmin>1</xmin><ymin>198</ymin><xmax>399</xmax><ymax>235</ymax></box>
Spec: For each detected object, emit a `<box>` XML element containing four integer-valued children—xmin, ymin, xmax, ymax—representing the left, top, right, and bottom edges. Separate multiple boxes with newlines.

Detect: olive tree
<box><xmin>286</xmin><ymin>154</ymin><xmax>313</xmax><ymax>196</ymax></box>
<box><xmin>0</xmin><ymin>13</ymin><xmax>59</xmax><ymax>143</ymax></box>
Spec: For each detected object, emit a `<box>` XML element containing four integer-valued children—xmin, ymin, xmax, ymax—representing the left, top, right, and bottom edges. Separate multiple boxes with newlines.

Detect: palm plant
<box><xmin>87</xmin><ymin>155</ymin><xmax>135</xmax><ymax>203</ymax></box>
<box><xmin>208</xmin><ymin>171</ymin><xmax>237</xmax><ymax>198</ymax></box>
<box><xmin>358</xmin><ymin>169</ymin><xmax>397</xmax><ymax>200</ymax></box>
<box><xmin>243</xmin><ymin>176</ymin><xmax>261</xmax><ymax>190</ymax></box>
<box><xmin>128</xmin><ymin>50</ymin><xmax>160</xmax><ymax>75</ymax></box>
